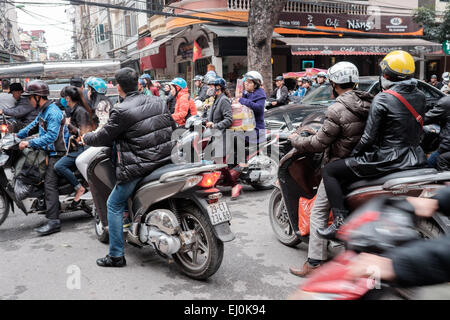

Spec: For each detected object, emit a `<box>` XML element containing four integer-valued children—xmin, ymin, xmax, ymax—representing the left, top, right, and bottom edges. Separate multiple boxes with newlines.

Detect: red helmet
<box><xmin>22</xmin><ymin>80</ymin><xmax>49</xmax><ymax>97</ymax></box>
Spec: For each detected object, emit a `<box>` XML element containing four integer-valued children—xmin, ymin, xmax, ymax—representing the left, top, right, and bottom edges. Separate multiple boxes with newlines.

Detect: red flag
<box><xmin>193</xmin><ymin>40</ymin><xmax>202</xmax><ymax>63</ymax></box>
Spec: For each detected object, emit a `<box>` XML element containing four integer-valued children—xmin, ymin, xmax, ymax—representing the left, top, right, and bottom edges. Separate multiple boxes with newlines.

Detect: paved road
<box><xmin>1</xmin><ymin>186</ymin><xmax>449</xmax><ymax>300</ymax></box>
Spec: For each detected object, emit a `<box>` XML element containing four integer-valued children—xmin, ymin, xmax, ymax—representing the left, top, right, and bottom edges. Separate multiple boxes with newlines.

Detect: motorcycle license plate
<box><xmin>207</xmin><ymin>201</ymin><xmax>232</xmax><ymax>226</ymax></box>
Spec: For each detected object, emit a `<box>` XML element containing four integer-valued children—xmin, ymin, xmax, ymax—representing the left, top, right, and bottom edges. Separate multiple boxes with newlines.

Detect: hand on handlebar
<box><xmin>19</xmin><ymin>140</ymin><xmax>29</xmax><ymax>150</ymax></box>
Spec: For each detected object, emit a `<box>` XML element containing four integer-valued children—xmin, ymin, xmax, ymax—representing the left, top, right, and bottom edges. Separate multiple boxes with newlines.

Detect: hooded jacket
<box><xmin>83</xmin><ymin>92</ymin><xmax>175</xmax><ymax>183</ymax></box>
<box><xmin>172</xmin><ymin>88</ymin><xmax>197</xmax><ymax>126</ymax></box>
<box><xmin>349</xmin><ymin>79</ymin><xmax>427</xmax><ymax>177</ymax></box>
<box><xmin>290</xmin><ymin>90</ymin><xmax>373</xmax><ymax>165</ymax></box>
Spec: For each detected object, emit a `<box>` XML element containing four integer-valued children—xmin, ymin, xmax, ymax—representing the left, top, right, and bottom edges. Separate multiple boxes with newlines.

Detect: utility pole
<box><xmin>106</xmin><ymin>0</ymin><xmax>114</xmax><ymax>57</ymax></box>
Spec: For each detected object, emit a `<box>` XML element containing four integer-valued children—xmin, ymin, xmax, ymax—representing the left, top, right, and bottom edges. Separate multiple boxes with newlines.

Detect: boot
<box><xmin>35</xmin><ymin>219</ymin><xmax>61</xmax><ymax>236</ymax></box>
<box><xmin>289</xmin><ymin>260</ymin><xmax>323</xmax><ymax>278</ymax></box>
<box><xmin>316</xmin><ymin>209</ymin><xmax>348</xmax><ymax>240</ymax></box>
<box><xmin>96</xmin><ymin>255</ymin><xmax>126</xmax><ymax>268</ymax></box>
<box><xmin>231</xmin><ymin>184</ymin><xmax>243</xmax><ymax>200</ymax></box>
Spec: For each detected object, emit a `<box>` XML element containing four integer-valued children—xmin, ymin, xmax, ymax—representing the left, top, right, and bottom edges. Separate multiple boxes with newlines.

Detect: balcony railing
<box><xmin>227</xmin><ymin>0</ymin><xmax>368</xmax><ymax>15</ymax></box>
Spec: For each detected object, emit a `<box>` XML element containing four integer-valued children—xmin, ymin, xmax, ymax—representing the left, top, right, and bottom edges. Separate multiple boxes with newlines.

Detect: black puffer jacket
<box><xmin>349</xmin><ymin>79</ymin><xmax>427</xmax><ymax>177</ymax></box>
<box><xmin>424</xmin><ymin>95</ymin><xmax>450</xmax><ymax>153</ymax></box>
<box><xmin>83</xmin><ymin>91</ymin><xmax>176</xmax><ymax>183</ymax></box>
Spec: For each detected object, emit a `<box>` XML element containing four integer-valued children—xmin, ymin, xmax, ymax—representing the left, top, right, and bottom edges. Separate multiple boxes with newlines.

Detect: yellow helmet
<box><xmin>379</xmin><ymin>50</ymin><xmax>415</xmax><ymax>80</ymax></box>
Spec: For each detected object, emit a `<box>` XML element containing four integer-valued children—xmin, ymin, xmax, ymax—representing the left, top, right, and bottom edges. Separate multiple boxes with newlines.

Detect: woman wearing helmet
<box><xmin>85</xmin><ymin>77</ymin><xmax>112</xmax><ymax>128</ymax></box>
<box><xmin>205</xmin><ymin>77</ymin><xmax>233</xmax><ymax>131</ymax></box>
<box><xmin>140</xmin><ymin>74</ymin><xmax>160</xmax><ymax>97</ymax></box>
<box><xmin>171</xmin><ymin>77</ymin><xmax>197</xmax><ymax>127</ymax></box>
<box><xmin>318</xmin><ymin>50</ymin><xmax>428</xmax><ymax>240</ymax></box>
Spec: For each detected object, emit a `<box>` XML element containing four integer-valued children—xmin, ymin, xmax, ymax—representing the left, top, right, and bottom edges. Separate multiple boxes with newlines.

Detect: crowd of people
<box><xmin>0</xmin><ymin>50</ymin><xmax>448</xmax><ymax>286</ymax></box>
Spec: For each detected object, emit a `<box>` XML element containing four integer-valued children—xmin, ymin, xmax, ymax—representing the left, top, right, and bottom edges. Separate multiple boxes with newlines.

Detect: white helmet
<box><xmin>443</xmin><ymin>72</ymin><xmax>450</xmax><ymax>83</ymax></box>
<box><xmin>317</xmin><ymin>71</ymin><xmax>328</xmax><ymax>78</ymax></box>
<box><xmin>328</xmin><ymin>62</ymin><xmax>359</xmax><ymax>84</ymax></box>
<box><xmin>244</xmin><ymin>71</ymin><xmax>264</xmax><ymax>86</ymax></box>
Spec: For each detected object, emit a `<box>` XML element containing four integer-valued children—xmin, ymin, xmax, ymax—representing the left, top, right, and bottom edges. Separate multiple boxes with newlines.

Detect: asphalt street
<box><xmin>0</xmin><ymin>186</ymin><xmax>449</xmax><ymax>300</ymax></box>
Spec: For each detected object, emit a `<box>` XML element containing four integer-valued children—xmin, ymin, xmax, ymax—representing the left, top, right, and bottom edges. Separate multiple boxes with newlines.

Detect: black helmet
<box><xmin>275</xmin><ymin>76</ymin><xmax>284</xmax><ymax>81</ymax></box>
<box><xmin>22</xmin><ymin>80</ymin><xmax>49</xmax><ymax>97</ymax></box>
<box><xmin>70</xmin><ymin>76</ymin><xmax>84</xmax><ymax>88</ymax></box>
<box><xmin>9</xmin><ymin>83</ymin><xmax>24</xmax><ymax>92</ymax></box>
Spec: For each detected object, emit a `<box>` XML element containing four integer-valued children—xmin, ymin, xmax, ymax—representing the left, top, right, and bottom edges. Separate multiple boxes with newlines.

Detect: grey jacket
<box><xmin>0</xmin><ymin>92</ymin><xmax>15</xmax><ymax>109</ymax></box>
<box><xmin>207</xmin><ymin>93</ymin><xmax>233</xmax><ymax>131</ymax></box>
<box><xmin>2</xmin><ymin>96</ymin><xmax>38</xmax><ymax>126</ymax></box>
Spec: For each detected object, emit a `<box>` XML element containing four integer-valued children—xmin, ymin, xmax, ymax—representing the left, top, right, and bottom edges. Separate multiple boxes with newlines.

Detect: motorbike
<box><xmin>81</xmin><ymin>146</ymin><xmax>235</xmax><ymax>280</ymax></box>
<box><xmin>174</xmin><ymin>115</ymin><xmax>280</xmax><ymax>191</ymax></box>
<box><xmin>291</xmin><ymin>196</ymin><xmax>449</xmax><ymax>300</ymax></box>
<box><xmin>0</xmin><ymin>129</ymin><xmax>94</xmax><ymax>227</ymax></box>
<box><xmin>269</xmin><ymin>116</ymin><xmax>450</xmax><ymax>247</ymax></box>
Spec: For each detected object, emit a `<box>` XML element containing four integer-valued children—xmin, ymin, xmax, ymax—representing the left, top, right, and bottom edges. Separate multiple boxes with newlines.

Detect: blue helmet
<box><xmin>212</xmin><ymin>77</ymin><xmax>226</xmax><ymax>89</ymax></box>
<box><xmin>86</xmin><ymin>77</ymin><xmax>107</xmax><ymax>94</ymax></box>
<box><xmin>170</xmin><ymin>77</ymin><xmax>187</xmax><ymax>89</ymax></box>
<box><xmin>140</xmin><ymin>73</ymin><xmax>152</xmax><ymax>80</ymax></box>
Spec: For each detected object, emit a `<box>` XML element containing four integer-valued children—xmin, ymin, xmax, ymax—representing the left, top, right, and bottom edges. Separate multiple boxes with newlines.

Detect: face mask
<box><xmin>60</xmin><ymin>98</ymin><xmax>67</xmax><ymax>107</ymax></box>
<box><xmin>207</xmin><ymin>87</ymin><xmax>216</xmax><ymax>97</ymax></box>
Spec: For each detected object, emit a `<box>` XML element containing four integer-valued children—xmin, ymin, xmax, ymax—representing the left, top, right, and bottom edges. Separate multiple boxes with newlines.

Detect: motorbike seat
<box><xmin>347</xmin><ymin>168</ymin><xmax>438</xmax><ymax>191</ymax></box>
<box><xmin>136</xmin><ymin>162</ymin><xmax>204</xmax><ymax>189</ymax></box>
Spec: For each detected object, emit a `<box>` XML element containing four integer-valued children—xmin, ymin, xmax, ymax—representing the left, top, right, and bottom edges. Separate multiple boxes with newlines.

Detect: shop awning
<box><xmin>280</xmin><ymin>37</ymin><xmax>443</xmax><ymax>56</ymax></box>
<box><xmin>132</xmin><ymin>29</ymin><xmax>186</xmax><ymax>59</ymax></box>
<box><xmin>202</xmin><ymin>25</ymin><xmax>282</xmax><ymax>38</ymax></box>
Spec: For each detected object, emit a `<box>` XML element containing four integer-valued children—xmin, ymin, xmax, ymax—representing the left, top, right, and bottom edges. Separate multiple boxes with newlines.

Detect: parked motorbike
<box><xmin>175</xmin><ymin>115</ymin><xmax>280</xmax><ymax>191</ymax></box>
<box><xmin>81</xmin><ymin>147</ymin><xmax>235</xmax><ymax>280</ymax></box>
<box><xmin>291</xmin><ymin>196</ymin><xmax>449</xmax><ymax>300</ymax></box>
<box><xmin>269</xmin><ymin>118</ymin><xmax>450</xmax><ymax>247</ymax></box>
<box><xmin>0</xmin><ymin>130</ymin><xmax>93</xmax><ymax>227</ymax></box>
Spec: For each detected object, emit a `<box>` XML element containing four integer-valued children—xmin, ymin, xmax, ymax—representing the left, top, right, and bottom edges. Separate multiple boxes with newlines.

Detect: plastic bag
<box><xmin>230</xmin><ymin>103</ymin><xmax>256</xmax><ymax>131</ymax></box>
<box><xmin>298</xmin><ymin>196</ymin><xmax>332</xmax><ymax>236</ymax></box>
<box><xmin>13</xmin><ymin>148</ymin><xmax>47</xmax><ymax>200</ymax></box>
<box><xmin>14</xmin><ymin>178</ymin><xmax>39</xmax><ymax>201</ymax></box>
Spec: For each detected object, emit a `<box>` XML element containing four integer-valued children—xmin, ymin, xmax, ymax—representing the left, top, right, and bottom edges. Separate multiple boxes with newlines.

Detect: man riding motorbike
<box><xmin>318</xmin><ymin>50</ymin><xmax>428</xmax><ymax>240</ymax></box>
<box><xmin>81</xmin><ymin>67</ymin><xmax>175</xmax><ymax>268</ymax></box>
<box><xmin>424</xmin><ymin>95</ymin><xmax>450</xmax><ymax>171</ymax></box>
<box><xmin>193</xmin><ymin>75</ymin><xmax>207</xmax><ymax>101</ymax></box>
<box><xmin>287</xmin><ymin>62</ymin><xmax>373</xmax><ymax>277</ymax></box>
<box><xmin>0</xmin><ymin>83</ymin><xmax>38</xmax><ymax>131</ymax></box>
<box><xmin>17</xmin><ymin>80</ymin><xmax>69</xmax><ymax>236</ymax></box>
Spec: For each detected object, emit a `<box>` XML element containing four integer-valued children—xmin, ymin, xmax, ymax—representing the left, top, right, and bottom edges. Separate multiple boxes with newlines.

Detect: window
<box><xmin>124</xmin><ymin>12</ymin><xmax>137</xmax><ymax>37</ymax></box>
<box><xmin>94</xmin><ymin>24</ymin><xmax>109</xmax><ymax>44</ymax></box>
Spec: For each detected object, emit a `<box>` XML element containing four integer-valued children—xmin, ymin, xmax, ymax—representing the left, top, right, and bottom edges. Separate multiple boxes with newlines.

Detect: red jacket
<box><xmin>150</xmin><ymin>86</ymin><xmax>159</xmax><ymax>97</ymax></box>
<box><xmin>172</xmin><ymin>88</ymin><xmax>197</xmax><ymax>126</ymax></box>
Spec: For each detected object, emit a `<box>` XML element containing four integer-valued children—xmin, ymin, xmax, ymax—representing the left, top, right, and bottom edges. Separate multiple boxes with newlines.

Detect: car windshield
<box><xmin>301</xmin><ymin>85</ymin><xmax>335</xmax><ymax>106</ymax></box>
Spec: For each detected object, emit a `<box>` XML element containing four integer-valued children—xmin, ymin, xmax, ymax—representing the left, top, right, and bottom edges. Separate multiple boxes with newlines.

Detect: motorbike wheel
<box><xmin>172</xmin><ymin>204</ymin><xmax>224</xmax><ymax>280</ymax></box>
<box><xmin>250</xmin><ymin>153</ymin><xmax>279</xmax><ymax>190</ymax></box>
<box><xmin>416</xmin><ymin>217</ymin><xmax>443</xmax><ymax>239</ymax></box>
<box><xmin>0</xmin><ymin>190</ymin><xmax>10</xmax><ymax>227</ymax></box>
<box><xmin>269</xmin><ymin>188</ymin><xmax>302</xmax><ymax>247</ymax></box>
<box><xmin>93</xmin><ymin>205</ymin><xmax>109</xmax><ymax>244</ymax></box>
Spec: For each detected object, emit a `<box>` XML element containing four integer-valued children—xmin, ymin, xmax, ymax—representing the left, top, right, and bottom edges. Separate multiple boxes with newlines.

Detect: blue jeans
<box><xmin>107</xmin><ymin>178</ymin><xmax>141</xmax><ymax>257</ymax></box>
<box><xmin>428</xmin><ymin>150</ymin><xmax>440</xmax><ymax>168</ymax></box>
<box><xmin>54</xmin><ymin>146</ymin><xmax>88</xmax><ymax>190</ymax></box>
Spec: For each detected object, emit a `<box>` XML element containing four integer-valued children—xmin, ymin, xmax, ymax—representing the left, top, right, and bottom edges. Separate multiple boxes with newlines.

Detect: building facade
<box><xmin>0</xmin><ymin>2</ymin><xmax>25</xmax><ymax>62</ymax></box>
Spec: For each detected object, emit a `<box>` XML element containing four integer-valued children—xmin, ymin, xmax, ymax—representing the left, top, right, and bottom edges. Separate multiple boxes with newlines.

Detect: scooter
<box><xmin>80</xmin><ymin>146</ymin><xmax>235</xmax><ymax>280</ymax></box>
<box><xmin>291</xmin><ymin>196</ymin><xmax>450</xmax><ymax>300</ymax></box>
<box><xmin>269</xmin><ymin>118</ymin><xmax>450</xmax><ymax>247</ymax></box>
<box><xmin>0</xmin><ymin>130</ymin><xmax>93</xmax><ymax>227</ymax></box>
<box><xmin>175</xmin><ymin>115</ymin><xmax>280</xmax><ymax>191</ymax></box>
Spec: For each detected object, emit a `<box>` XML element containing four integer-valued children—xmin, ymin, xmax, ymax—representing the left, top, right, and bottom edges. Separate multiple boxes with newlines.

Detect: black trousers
<box><xmin>45</xmin><ymin>156</ymin><xmax>61</xmax><ymax>220</ymax></box>
<box><xmin>321</xmin><ymin>159</ymin><xmax>360</xmax><ymax>212</ymax></box>
<box><xmin>437</xmin><ymin>151</ymin><xmax>450</xmax><ymax>171</ymax></box>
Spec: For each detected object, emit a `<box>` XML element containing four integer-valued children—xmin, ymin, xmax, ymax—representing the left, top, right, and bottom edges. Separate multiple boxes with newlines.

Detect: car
<box><xmin>265</xmin><ymin>76</ymin><xmax>445</xmax><ymax>132</ymax></box>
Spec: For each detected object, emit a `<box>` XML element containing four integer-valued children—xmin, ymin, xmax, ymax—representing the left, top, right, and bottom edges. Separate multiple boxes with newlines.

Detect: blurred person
<box><xmin>270</xmin><ymin>76</ymin><xmax>289</xmax><ymax>107</ymax></box>
<box><xmin>140</xmin><ymin>74</ymin><xmax>160</xmax><ymax>97</ymax></box>
<box><xmin>442</xmin><ymin>72</ymin><xmax>450</xmax><ymax>94</ymax></box>
<box><xmin>429</xmin><ymin>74</ymin><xmax>443</xmax><ymax>90</ymax></box>
<box><xmin>193</xmin><ymin>75</ymin><xmax>205</xmax><ymax>98</ymax></box>
<box><xmin>0</xmin><ymin>83</ymin><xmax>38</xmax><ymax>130</ymax></box>
<box><xmin>171</xmin><ymin>77</ymin><xmax>197</xmax><ymax>127</ymax></box>
<box><xmin>166</xmin><ymin>84</ymin><xmax>177</xmax><ymax>114</ymax></box>
<box><xmin>70</xmin><ymin>77</ymin><xmax>84</xmax><ymax>89</ymax></box>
